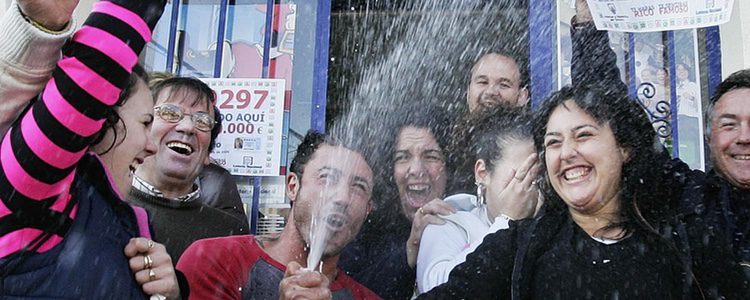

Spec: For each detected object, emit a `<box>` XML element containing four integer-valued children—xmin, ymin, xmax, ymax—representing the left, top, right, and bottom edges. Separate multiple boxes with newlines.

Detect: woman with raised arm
<box><xmin>340</xmin><ymin>105</ymin><xmax>456</xmax><ymax>299</ymax></box>
<box><xmin>419</xmin><ymin>85</ymin><xmax>749</xmax><ymax>299</ymax></box>
<box><xmin>0</xmin><ymin>0</ymin><xmax>181</xmax><ymax>299</ymax></box>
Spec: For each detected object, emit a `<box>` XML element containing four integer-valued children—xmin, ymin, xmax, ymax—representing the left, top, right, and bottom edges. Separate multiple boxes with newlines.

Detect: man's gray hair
<box><xmin>705</xmin><ymin>69</ymin><xmax>750</xmax><ymax>134</ymax></box>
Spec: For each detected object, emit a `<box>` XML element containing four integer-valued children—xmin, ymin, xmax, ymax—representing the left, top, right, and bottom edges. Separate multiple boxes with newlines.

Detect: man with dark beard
<box><xmin>177</xmin><ymin>131</ymin><xmax>380</xmax><ymax>299</ymax></box>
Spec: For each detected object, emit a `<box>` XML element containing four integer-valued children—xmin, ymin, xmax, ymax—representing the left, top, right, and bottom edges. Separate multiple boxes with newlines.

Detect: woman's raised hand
<box><xmin>487</xmin><ymin>153</ymin><xmax>540</xmax><ymax>221</ymax></box>
<box><xmin>17</xmin><ymin>0</ymin><xmax>79</xmax><ymax>31</ymax></box>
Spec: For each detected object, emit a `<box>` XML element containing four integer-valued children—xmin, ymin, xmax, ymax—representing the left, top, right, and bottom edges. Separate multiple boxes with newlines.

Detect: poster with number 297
<box><xmin>202</xmin><ymin>78</ymin><xmax>286</xmax><ymax>176</ymax></box>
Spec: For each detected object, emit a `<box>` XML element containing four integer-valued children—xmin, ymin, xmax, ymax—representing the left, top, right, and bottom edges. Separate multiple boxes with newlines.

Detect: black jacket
<box><xmin>420</xmin><ymin>23</ymin><xmax>749</xmax><ymax>298</ymax></box>
<box><xmin>419</xmin><ymin>187</ymin><xmax>749</xmax><ymax>299</ymax></box>
<box><xmin>701</xmin><ymin>169</ymin><xmax>750</xmax><ymax>277</ymax></box>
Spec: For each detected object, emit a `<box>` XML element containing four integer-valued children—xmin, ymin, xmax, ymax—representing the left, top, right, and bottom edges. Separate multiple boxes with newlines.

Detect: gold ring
<box><xmin>147</xmin><ymin>239</ymin><xmax>154</xmax><ymax>249</ymax></box>
<box><xmin>149</xmin><ymin>268</ymin><xmax>156</xmax><ymax>281</ymax></box>
<box><xmin>143</xmin><ymin>255</ymin><xmax>153</xmax><ymax>269</ymax></box>
<box><xmin>419</xmin><ymin>207</ymin><xmax>425</xmax><ymax>215</ymax></box>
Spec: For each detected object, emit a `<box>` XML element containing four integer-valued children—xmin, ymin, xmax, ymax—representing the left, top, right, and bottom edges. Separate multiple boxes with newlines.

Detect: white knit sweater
<box><xmin>0</xmin><ymin>1</ymin><xmax>75</xmax><ymax>135</ymax></box>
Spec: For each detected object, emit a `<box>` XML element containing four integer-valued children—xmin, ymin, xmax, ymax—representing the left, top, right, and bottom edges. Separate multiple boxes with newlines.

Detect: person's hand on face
<box><xmin>124</xmin><ymin>238</ymin><xmax>181</xmax><ymax>300</ymax></box>
<box><xmin>279</xmin><ymin>261</ymin><xmax>332</xmax><ymax>300</ymax></box>
<box><xmin>406</xmin><ymin>198</ymin><xmax>456</xmax><ymax>268</ymax></box>
<box><xmin>487</xmin><ymin>153</ymin><xmax>540</xmax><ymax>221</ymax></box>
<box><xmin>17</xmin><ymin>0</ymin><xmax>80</xmax><ymax>31</ymax></box>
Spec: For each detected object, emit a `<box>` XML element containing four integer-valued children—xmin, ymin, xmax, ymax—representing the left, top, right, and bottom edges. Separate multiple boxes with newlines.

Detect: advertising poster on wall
<box><xmin>587</xmin><ymin>0</ymin><xmax>734</xmax><ymax>32</ymax></box>
<box><xmin>629</xmin><ymin>30</ymin><xmax>705</xmax><ymax>170</ymax></box>
<box><xmin>203</xmin><ymin>78</ymin><xmax>286</xmax><ymax>176</ymax></box>
<box><xmin>673</xmin><ymin>29</ymin><xmax>706</xmax><ymax>170</ymax></box>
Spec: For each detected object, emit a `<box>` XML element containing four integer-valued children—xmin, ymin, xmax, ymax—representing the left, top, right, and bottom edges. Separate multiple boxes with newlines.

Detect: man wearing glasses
<box><xmin>130</xmin><ymin>77</ymin><xmax>249</xmax><ymax>261</ymax></box>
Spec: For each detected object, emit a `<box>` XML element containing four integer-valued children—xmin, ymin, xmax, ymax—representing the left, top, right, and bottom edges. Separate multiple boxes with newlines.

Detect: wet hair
<box><xmin>150</xmin><ymin>76</ymin><xmax>219</xmax><ymax>147</ymax></box>
<box><xmin>532</xmin><ymin>85</ymin><xmax>672</xmax><ymax>235</ymax></box>
<box><xmin>705</xmin><ymin>69</ymin><xmax>750</xmax><ymax>133</ymax></box>
<box><xmin>366</xmin><ymin>105</ymin><xmax>452</xmax><ymax>234</ymax></box>
<box><xmin>290</xmin><ymin>131</ymin><xmax>328</xmax><ymax>176</ymax></box>
<box><xmin>449</xmin><ymin>103</ymin><xmax>532</xmax><ymax>193</ymax></box>
<box><xmin>91</xmin><ymin>64</ymin><xmax>150</xmax><ymax>154</ymax></box>
<box><xmin>290</xmin><ymin>130</ymin><xmax>374</xmax><ymax>178</ymax></box>
<box><xmin>287</xmin><ymin>130</ymin><xmax>375</xmax><ymax>208</ymax></box>
<box><xmin>398</xmin><ymin>104</ymin><xmax>452</xmax><ymax>148</ymax></box>
<box><xmin>388</xmin><ymin>106</ymin><xmax>453</xmax><ymax>192</ymax></box>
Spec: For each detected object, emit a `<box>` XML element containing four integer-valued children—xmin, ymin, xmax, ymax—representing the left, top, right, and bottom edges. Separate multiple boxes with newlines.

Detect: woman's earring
<box><xmin>475</xmin><ymin>182</ymin><xmax>486</xmax><ymax>206</ymax></box>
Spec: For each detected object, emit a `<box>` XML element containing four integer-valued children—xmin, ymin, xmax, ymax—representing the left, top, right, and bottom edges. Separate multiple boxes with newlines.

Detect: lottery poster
<box><xmin>587</xmin><ymin>0</ymin><xmax>734</xmax><ymax>32</ymax></box>
<box><xmin>203</xmin><ymin>78</ymin><xmax>286</xmax><ymax>176</ymax></box>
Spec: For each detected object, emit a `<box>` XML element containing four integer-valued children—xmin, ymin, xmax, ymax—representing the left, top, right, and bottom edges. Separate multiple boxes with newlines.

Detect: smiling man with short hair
<box><xmin>703</xmin><ymin>69</ymin><xmax>750</xmax><ymax>274</ymax></box>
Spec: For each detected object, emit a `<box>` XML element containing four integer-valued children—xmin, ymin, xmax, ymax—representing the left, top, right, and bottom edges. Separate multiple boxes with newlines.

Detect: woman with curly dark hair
<box><xmin>340</xmin><ymin>104</ymin><xmax>457</xmax><ymax>299</ymax></box>
<box><xmin>419</xmin><ymin>85</ymin><xmax>749</xmax><ymax>299</ymax></box>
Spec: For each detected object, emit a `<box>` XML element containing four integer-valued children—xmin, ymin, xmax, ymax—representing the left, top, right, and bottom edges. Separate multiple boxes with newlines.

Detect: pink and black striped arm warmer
<box><xmin>0</xmin><ymin>0</ymin><xmax>164</xmax><ymax>259</ymax></box>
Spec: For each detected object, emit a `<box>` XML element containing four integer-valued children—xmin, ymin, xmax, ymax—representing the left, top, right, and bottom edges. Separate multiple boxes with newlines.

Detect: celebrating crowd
<box><xmin>0</xmin><ymin>0</ymin><xmax>748</xmax><ymax>299</ymax></box>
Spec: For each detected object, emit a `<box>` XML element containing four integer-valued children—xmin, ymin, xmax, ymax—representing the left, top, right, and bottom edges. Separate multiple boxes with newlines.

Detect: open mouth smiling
<box><xmin>407</xmin><ymin>184</ymin><xmax>430</xmax><ymax>194</ymax></box>
<box><xmin>167</xmin><ymin>142</ymin><xmax>194</xmax><ymax>155</ymax></box>
<box><xmin>562</xmin><ymin>166</ymin><xmax>592</xmax><ymax>183</ymax></box>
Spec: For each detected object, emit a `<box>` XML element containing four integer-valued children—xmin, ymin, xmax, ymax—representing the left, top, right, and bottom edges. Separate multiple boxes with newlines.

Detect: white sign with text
<box><xmin>587</xmin><ymin>0</ymin><xmax>734</xmax><ymax>32</ymax></box>
<box><xmin>203</xmin><ymin>78</ymin><xmax>286</xmax><ymax>176</ymax></box>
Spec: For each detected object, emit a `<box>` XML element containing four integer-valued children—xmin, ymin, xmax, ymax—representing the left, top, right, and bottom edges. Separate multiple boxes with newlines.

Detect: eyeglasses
<box><xmin>154</xmin><ymin>103</ymin><xmax>216</xmax><ymax>132</ymax></box>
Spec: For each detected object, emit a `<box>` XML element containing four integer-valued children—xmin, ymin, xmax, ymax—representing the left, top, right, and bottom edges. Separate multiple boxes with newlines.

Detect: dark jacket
<box><xmin>340</xmin><ymin>211</ymin><xmax>415</xmax><ymax>299</ymax></box>
<box><xmin>127</xmin><ymin>188</ymin><xmax>249</xmax><ymax>262</ymax></box>
<box><xmin>420</xmin><ymin>22</ymin><xmax>750</xmax><ymax>299</ymax></box>
<box><xmin>0</xmin><ymin>0</ymin><xmax>165</xmax><ymax>297</ymax></box>
<box><xmin>199</xmin><ymin>163</ymin><xmax>248</xmax><ymax>222</ymax></box>
<box><xmin>420</xmin><ymin>201</ymin><xmax>748</xmax><ymax>299</ymax></box>
<box><xmin>701</xmin><ymin>170</ymin><xmax>750</xmax><ymax>277</ymax></box>
<box><xmin>574</xmin><ymin>17</ymin><xmax>750</xmax><ymax>281</ymax></box>
<box><xmin>1</xmin><ymin>155</ymin><xmax>149</xmax><ymax>299</ymax></box>
<box><xmin>570</xmin><ymin>19</ymin><xmax>628</xmax><ymax>92</ymax></box>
